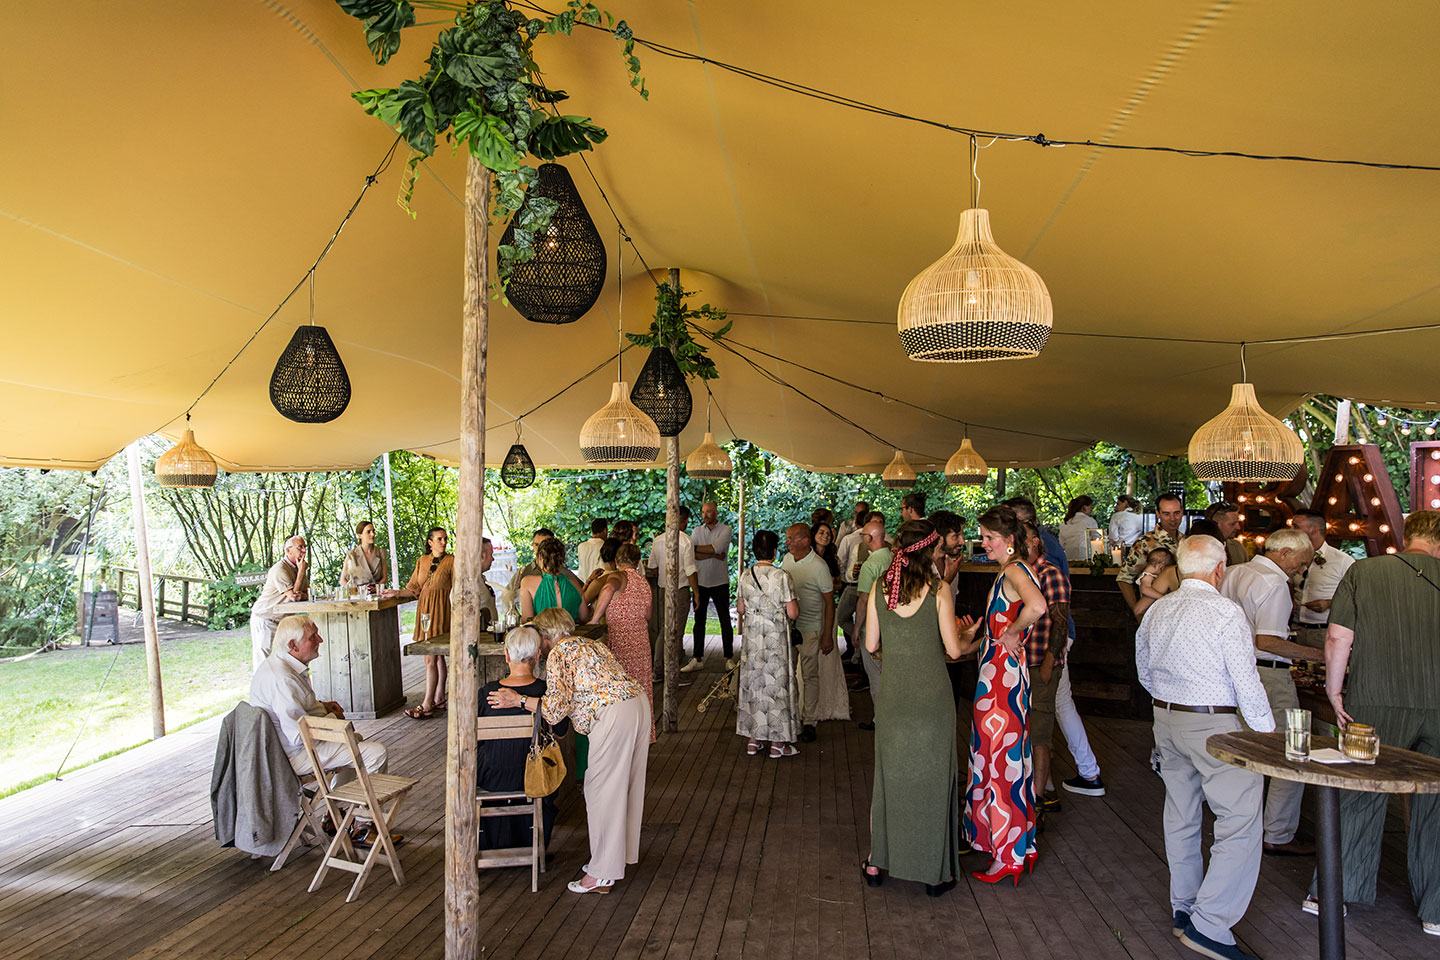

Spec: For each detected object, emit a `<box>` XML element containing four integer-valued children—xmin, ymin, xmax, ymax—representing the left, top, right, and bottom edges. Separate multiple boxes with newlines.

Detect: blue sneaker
<box><xmin>1179</xmin><ymin>923</ymin><xmax>1257</xmax><ymax>960</ymax></box>
<box><xmin>1173</xmin><ymin>911</ymin><xmax>1190</xmax><ymax>938</ymax></box>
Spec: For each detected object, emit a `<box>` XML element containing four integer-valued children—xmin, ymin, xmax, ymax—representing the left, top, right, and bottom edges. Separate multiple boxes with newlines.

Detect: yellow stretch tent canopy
<box><xmin>3</xmin><ymin>0</ymin><xmax>1439</xmax><ymax>474</ymax></box>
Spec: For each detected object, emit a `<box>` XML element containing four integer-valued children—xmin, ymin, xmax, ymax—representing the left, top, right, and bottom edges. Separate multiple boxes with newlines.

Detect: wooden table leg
<box><xmin>1316</xmin><ymin>784</ymin><xmax>1345</xmax><ymax>960</ymax></box>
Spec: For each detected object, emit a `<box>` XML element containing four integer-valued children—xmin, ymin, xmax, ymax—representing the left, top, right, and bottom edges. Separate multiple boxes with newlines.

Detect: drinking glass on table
<box><xmin>1285</xmin><ymin>708</ymin><xmax>1312</xmax><ymax>761</ymax></box>
<box><xmin>420</xmin><ymin>612</ymin><xmax>432</xmax><ymax>636</ymax></box>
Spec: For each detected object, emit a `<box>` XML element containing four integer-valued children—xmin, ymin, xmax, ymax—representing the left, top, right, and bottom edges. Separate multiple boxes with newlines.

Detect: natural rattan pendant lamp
<box><xmin>500</xmin><ymin>422</ymin><xmax>536</xmax><ymax>489</ymax></box>
<box><xmin>578</xmin><ymin>255</ymin><xmax>660</xmax><ymax>465</ymax></box>
<box><xmin>155</xmin><ymin>416</ymin><xmax>219</xmax><ymax>489</ymax></box>
<box><xmin>631</xmin><ymin>345</ymin><xmax>692</xmax><ymax>437</ymax></box>
<box><xmin>685</xmin><ymin>392</ymin><xmax>732</xmax><ymax>479</ymax></box>
<box><xmin>1188</xmin><ymin>345</ymin><xmax>1305</xmax><ymax>482</ymax></box>
<box><xmin>269</xmin><ymin>273</ymin><xmax>351</xmax><ymax>423</ymax></box>
<box><xmin>945</xmin><ymin>433</ymin><xmax>988</xmax><ymax>485</ymax></box>
<box><xmin>499</xmin><ymin>163</ymin><xmax>607</xmax><ymax>324</ymax></box>
<box><xmin>881</xmin><ymin>450</ymin><xmax>916</xmax><ymax>489</ymax></box>
<box><xmin>898</xmin><ymin>137</ymin><xmax>1052</xmax><ymax>362</ymax></box>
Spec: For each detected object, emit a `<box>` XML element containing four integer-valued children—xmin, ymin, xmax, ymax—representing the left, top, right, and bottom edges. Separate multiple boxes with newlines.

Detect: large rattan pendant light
<box><xmin>155</xmin><ymin>417</ymin><xmax>218</xmax><ymax>489</ymax></box>
<box><xmin>579</xmin><ymin>252</ymin><xmax>660</xmax><ymax>465</ymax></box>
<box><xmin>1188</xmin><ymin>346</ymin><xmax>1305</xmax><ymax>482</ymax></box>
<box><xmin>881</xmin><ymin>449</ymin><xmax>916</xmax><ymax>489</ymax></box>
<box><xmin>499</xmin><ymin>163</ymin><xmax>607</xmax><ymax>324</ymax></box>
<box><xmin>269</xmin><ymin>273</ymin><xmax>351</xmax><ymax>423</ymax></box>
<box><xmin>898</xmin><ymin>137</ymin><xmax>1052</xmax><ymax>362</ymax></box>
<box><xmin>945</xmin><ymin>434</ymin><xmax>988</xmax><ymax>485</ymax></box>
<box><xmin>631</xmin><ymin>345</ymin><xmax>692</xmax><ymax>437</ymax></box>
<box><xmin>685</xmin><ymin>392</ymin><xmax>732</xmax><ymax>479</ymax></box>
<box><xmin>500</xmin><ymin>422</ymin><xmax>536</xmax><ymax>489</ymax></box>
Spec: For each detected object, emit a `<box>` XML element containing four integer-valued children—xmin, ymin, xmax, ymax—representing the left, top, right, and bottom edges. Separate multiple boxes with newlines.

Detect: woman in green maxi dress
<box><xmin>862</xmin><ymin>520</ymin><xmax>971</xmax><ymax>893</ymax></box>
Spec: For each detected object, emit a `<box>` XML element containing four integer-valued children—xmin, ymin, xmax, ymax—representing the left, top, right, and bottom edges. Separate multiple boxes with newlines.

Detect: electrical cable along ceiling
<box><xmin>2</xmin><ymin>0</ymin><xmax>1439</xmax><ymax>474</ymax></box>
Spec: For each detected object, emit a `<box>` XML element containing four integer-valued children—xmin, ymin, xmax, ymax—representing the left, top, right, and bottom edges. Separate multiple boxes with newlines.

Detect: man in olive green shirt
<box><xmin>1309</xmin><ymin>510</ymin><xmax>1440</xmax><ymax>935</ymax></box>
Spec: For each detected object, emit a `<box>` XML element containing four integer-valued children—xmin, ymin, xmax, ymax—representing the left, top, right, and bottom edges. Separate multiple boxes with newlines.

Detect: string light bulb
<box><xmin>1363</xmin><ymin>473</ymin><xmax>1374</xmax><ymax>482</ymax></box>
<box><xmin>1380</xmin><ymin>524</ymin><xmax>1390</xmax><ymax>533</ymax></box>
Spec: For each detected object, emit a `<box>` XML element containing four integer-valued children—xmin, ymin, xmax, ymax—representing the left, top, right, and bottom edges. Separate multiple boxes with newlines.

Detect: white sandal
<box><xmin>568</xmin><ymin>874</ymin><xmax>614</xmax><ymax>894</ymax></box>
<box><xmin>769</xmin><ymin>743</ymin><xmax>799</xmax><ymax>758</ymax></box>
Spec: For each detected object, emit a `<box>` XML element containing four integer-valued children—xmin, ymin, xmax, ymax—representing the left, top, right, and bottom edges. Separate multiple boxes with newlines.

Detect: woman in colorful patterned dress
<box><xmin>589</xmin><ymin>543</ymin><xmax>654</xmax><ymax>742</ymax></box>
<box><xmin>961</xmin><ymin>505</ymin><xmax>1047</xmax><ymax>885</ymax></box>
<box><xmin>735</xmin><ymin>529</ymin><xmax>802</xmax><ymax>758</ymax></box>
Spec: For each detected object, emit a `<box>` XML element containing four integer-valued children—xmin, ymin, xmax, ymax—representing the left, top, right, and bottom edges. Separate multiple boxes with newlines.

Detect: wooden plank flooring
<box><xmin>0</xmin><ymin>646</ymin><xmax>1430</xmax><ymax>960</ymax></box>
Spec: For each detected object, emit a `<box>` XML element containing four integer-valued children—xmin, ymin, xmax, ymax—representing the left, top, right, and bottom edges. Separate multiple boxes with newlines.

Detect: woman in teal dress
<box><xmin>521</xmin><ymin>537</ymin><xmax>590</xmax><ymax>622</ymax></box>
<box><xmin>860</xmin><ymin>520</ymin><xmax>969</xmax><ymax>896</ymax></box>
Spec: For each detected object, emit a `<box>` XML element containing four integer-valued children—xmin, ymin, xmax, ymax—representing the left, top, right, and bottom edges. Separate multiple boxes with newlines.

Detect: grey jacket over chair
<box><xmin>211</xmin><ymin>701</ymin><xmax>302</xmax><ymax>857</ymax></box>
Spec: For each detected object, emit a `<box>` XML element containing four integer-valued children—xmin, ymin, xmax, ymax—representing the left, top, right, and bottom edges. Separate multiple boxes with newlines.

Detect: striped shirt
<box><xmin>1329</xmin><ymin>553</ymin><xmax>1440</xmax><ymax>710</ymax></box>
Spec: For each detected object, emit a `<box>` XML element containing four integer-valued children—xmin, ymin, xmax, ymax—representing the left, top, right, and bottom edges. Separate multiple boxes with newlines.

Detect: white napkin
<box><xmin>1308</xmin><ymin>748</ymin><xmax>1353</xmax><ymax>764</ymax></box>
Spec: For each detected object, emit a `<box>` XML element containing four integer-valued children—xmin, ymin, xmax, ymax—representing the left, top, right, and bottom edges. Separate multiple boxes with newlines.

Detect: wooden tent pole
<box><xmin>445</xmin><ymin>155</ymin><xmax>489</xmax><ymax>960</ymax></box>
<box><xmin>382</xmin><ymin>451</ymin><xmax>400</xmax><ymax>589</ymax></box>
<box><xmin>661</xmin><ymin>266</ymin><xmax>682</xmax><ymax>732</ymax></box>
<box><xmin>125</xmin><ymin>442</ymin><xmax>165</xmax><ymax>739</ymax></box>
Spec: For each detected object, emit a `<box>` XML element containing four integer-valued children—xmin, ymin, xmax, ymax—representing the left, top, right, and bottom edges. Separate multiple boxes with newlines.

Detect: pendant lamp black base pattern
<box><xmin>1190</xmin><ymin>460</ymin><xmax>1302</xmax><ymax>483</ymax></box>
<box><xmin>500</xmin><ymin>163</ymin><xmax>607</xmax><ymax>324</ymax></box>
<box><xmin>501</xmin><ymin>443</ymin><xmax>537</xmax><ymax>489</ymax></box>
<box><xmin>270</xmin><ymin>325</ymin><xmax>351</xmax><ymax>423</ymax></box>
<box><xmin>631</xmin><ymin>346</ymin><xmax>692</xmax><ymax>437</ymax></box>
<box><xmin>898</xmin><ymin>321</ymin><xmax>1051</xmax><ymax>362</ymax></box>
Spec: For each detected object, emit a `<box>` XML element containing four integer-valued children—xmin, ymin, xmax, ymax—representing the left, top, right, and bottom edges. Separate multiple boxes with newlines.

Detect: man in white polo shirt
<box><xmin>782</xmin><ymin>522</ymin><xmax>835</xmax><ymax>743</ymax></box>
<box><xmin>1290</xmin><ymin>508</ymin><xmax>1355</xmax><ymax>651</ymax></box>
<box><xmin>1219</xmin><ymin>527</ymin><xmax>1316</xmax><ymax>857</ymax></box>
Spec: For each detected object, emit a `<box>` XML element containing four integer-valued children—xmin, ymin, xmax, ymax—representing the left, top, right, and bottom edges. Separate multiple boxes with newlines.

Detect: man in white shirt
<box><xmin>836</xmin><ymin>500</ymin><xmax>869</xmax><ymax>543</ymax></box>
<box><xmin>249</xmin><ymin>615</ymin><xmax>389</xmax><ymax>787</ymax></box>
<box><xmin>688</xmin><ymin>502</ymin><xmax>734</xmax><ymax>671</ymax></box>
<box><xmin>649</xmin><ymin>505</ymin><xmax>700</xmax><ymax>675</ymax></box>
<box><xmin>782</xmin><ymin>523</ymin><xmax>835</xmax><ymax>742</ymax></box>
<box><xmin>900</xmin><ymin>491</ymin><xmax>926</xmax><ymax>523</ymax></box>
<box><xmin>1219</xmin><ymin>528</ymin><xmax>1316</xmax><ymax>858</ymax></box>
<box><xmin>576</xmin><ymin>519</ymin><xmax>609</xmax><ymax>581</ymax></box>
<box><xmin>834</xmin><ymin>510</ymin><xmax>876</xmax><ymax>663</ymax></box>
<box><xmin>1108</xmin><ymin>495</ymin><xmax>1144</xmax><ymax>547</ymax></box>
<box><xmin>1290</xmin><ymin>508</ymin><xmax>1354</xmax><ymax>650</ymax></box>
<box><xmin>250</xmin><ymin>536</ymin><xmax>309</xmax><ymax>671</ymax></box>
<box><xmin>1137</xmin><ymin>535</ymin><xmax>1274</xmax><ymax>960</ymax></box>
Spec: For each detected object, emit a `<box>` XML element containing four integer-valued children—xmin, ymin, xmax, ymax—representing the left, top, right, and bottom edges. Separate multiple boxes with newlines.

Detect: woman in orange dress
<box><xmin>384</xmin><ymin>526</ymin><xmax>454</xmax><ymax>719</ymax></box>
<box><xmin>589</xmin><ymin>543</ymin><xmax>654</xmax><ymax>741</ymax></box>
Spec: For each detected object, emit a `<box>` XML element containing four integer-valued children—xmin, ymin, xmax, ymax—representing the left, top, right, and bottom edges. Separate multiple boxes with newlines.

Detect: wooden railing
<box><xmin>102</xmin><ymin>566</ymin><xmax>214</xmax><ymax>625</ymax></box>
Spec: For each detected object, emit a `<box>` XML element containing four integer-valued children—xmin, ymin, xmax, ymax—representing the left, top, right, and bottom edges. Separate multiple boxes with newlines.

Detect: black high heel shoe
<box><xmin>925</xmin><ymin>878</ymin><xmax>957</xmax><ymax>897</ymax></box>
<box><xmin>860</xmin><ymin>858</ymin><xmax>883</xmax><ymax>887</ymax></box>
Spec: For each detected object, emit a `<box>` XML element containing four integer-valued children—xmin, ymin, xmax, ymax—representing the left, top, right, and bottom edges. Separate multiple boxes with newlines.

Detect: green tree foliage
<box><xmin>0</xmin><ymin>469</ymin><xmax>106</xmax><ymax>649</ymax></box>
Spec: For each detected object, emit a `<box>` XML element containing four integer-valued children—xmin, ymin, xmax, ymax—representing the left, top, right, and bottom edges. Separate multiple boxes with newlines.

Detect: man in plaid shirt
<box><xmin>1024</xmin><ymin>522</ymin><xmax>1071</xmax><ymax>817</ymax></box>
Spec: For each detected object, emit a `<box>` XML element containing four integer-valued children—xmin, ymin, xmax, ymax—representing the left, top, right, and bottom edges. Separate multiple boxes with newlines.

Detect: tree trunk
<box><xmin>660</xmin><ymin>267</ymin><xmax>683</xmax><ymax>733</ymax></box>
<box><xmin>126</xmin><ymin>443</ymin><xmax>165</xmax><ymax>740</ymax></box>
<box><xmin>445</xmin><ymin>154</ymin><xmax>489</xmax><ymax>960</ymax></box>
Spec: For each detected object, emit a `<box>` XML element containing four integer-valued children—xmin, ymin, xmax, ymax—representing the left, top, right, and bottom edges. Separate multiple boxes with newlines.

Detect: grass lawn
<box><xmin>0</xmin><ymin>628</ymin><xmax>251</xmax><ymax>798</ymax></box>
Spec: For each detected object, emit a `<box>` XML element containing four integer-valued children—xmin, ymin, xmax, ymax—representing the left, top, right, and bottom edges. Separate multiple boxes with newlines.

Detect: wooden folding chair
<box><xmin>297</xmin><ymin>716</ymin><xmax>417</xmax><ymax>902</ymax></box>
<box><xmin>476</xmin><ymin>714</ymin><xmax>547</xmax><ymax>892</ymax></box>
<box><xmin>270</xmin><ymin>771</ymin><xmax>324</xmax><ymax>871</ymax></box>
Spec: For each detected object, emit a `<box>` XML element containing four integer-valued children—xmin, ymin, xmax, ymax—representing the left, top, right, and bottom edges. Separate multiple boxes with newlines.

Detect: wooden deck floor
<box><xmin>0</xmin><ymin>649</ymin><xmax>1429</xmax><ymax>960</ymax></box>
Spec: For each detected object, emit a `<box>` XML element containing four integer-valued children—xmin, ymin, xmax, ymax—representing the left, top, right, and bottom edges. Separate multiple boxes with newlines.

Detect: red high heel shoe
<box><xmin>1025</xmin><ymin>852</ymin><xmax>1038</xmax><ymax>874</ymax></box>
<box><xmin>971</xmin><ymin>862</ymin><xmax>1024</xmax><ymax>886</ymax></box>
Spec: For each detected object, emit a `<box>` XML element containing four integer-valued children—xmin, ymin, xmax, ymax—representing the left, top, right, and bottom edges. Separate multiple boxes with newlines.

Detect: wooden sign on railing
<box><xmin>233</xmin><ymin>571</ymin><xmax>269</xmax><ymax>587</ymax></box>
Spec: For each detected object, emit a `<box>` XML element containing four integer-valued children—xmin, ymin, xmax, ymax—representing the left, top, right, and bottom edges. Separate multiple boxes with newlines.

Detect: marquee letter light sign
<box><xmin>1308</xmin><ymin>444</ymin><xmax>1404</xmax><ymax>556</ymax></box>
<box><xmin>1223</xmin><ymin>465</ymin><xmax>1308</xmax><ymax>547</ymax></box>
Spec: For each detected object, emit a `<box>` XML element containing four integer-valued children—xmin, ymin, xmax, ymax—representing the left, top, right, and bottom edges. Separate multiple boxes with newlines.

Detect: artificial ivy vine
<box><xmin>336</xmin><ymin>0</ymin><xmax>646</xmax><ymax>282</ymax></box>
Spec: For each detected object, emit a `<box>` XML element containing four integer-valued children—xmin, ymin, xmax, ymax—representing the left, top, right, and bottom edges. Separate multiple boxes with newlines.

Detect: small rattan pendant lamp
<box><xmin>578</xmin><ymin>251</ymin><xmax>660</xmax><ymax>466</ymax></box>
<box><xmin>945</xmin><ymin>434</ymin><xmax>988</xmax><ymax>485</ymax></box>
<box><xmin>1188</xmin><ymin>345</ymin><xmax>1304</xmax><ymax>482</ymax></box>
<box><xmin>897</xmin><ymin>138</ymin><xmax>1052</xmax><ymax>362</ymax></box>
<box><xmin>500</xmin><ymin>421</ymin><xmax>536</xmax><ymax>489</ymax></box>
<box><xmin>881</xmin><ymin>449</ymin><xmax>916</xmax><ymax>489</ymax></box>
<box><xmin>631</xmin><ymin>344</ymin><xmax>692</xmax><ymax>437</ymax></box>
<box><xmin>269</xmin><ymin>273</ymin><xmax>351</xmax><ymax>423</ymax></box>
<box><xmin>155</xmin><ymin>416</ymin><xmax>219</xmax><ymax>488</ymax></box>
<box><xmin>685</xmin><ymin>392</ymin><xmax>732</xmax><ymax>479</ymax></box>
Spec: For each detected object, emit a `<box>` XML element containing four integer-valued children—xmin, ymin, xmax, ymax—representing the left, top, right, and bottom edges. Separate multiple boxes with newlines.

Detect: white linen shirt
<box><xmin>251</xmin><ymin>558</ymin><xmax>303</xmax><ymax>624</ymax></box>
<box><xmin>781</xmin><ymin>550</ymin><xmax>833</xmax><ymax>633</ymax></box>
<box><xmin>691</xmin><ymin>521</ymin><xmax>733</xmax><ymax>589</ymax></box>
<box><xmin>576</xmin><ymin>537</ymin><xmax>606</xmax><ymax>580</ymax></box>
<box><xmin>1298</xmin><ymin>543</ymin><xmax>1355</xmax><ymax>625</ymax></box>
<box><xmin>647</xmin><ymin>530</ymin><xmax>697</xmax><ymax>583</ymax></box>
<box><xmin>249</xmin><ymin>650</ymin><xmax>334</xmax><ymax>757</ymax></box>
<box><xmin>1058</xmin><ymin>514</ymin><xmax>1098</xmax><ymax>560</ymax></box>
<box><xmin>836</xmin><ymin>529</ymin><xmax>865</xmax><ymax>584</ymax></box>
<box><xmin>1135</xmin><ymin>579</ymin><xmax>1275</xmax><ymax>731</ymax></box>
<box><xmin>1108</xmin><ymin>508</ymin><xmax>1144</xmax><ymax>547</ymax></box>
<box><xmin>1219</xmin><ymin>554</ymin><xmax>1297</xmax><ymax>663</ymax></box>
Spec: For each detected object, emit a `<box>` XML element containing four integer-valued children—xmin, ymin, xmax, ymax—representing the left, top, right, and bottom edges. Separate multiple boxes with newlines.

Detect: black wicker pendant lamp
<box><xmin>501</xmin><ymin>422</ymin><xmax>537</xmax><ymax>489</ymax></box>
<box><xmin>499</xmin><ymin>163</ymin><xmax>607</xmax><ymax>324</ymax></box>
<box><xmin>269</xmin><ymin>274</ymin><xmax>351</xmax><ymax>423</ymax></box>
<box><xmin>631</xmin><ymin>345</ymin><xmax>692</xmax><ymax>437</ymax></box>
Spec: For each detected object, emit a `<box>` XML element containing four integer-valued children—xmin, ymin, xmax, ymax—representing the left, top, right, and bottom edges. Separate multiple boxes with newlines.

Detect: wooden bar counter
<box><xmin>278</xmin><ymin>596</ymin><xmax>405</xmax><ymax>719</ymax></box>
<box><xmin>949</xmin><ymin>562</ymin><xmax>1151</xmax><ymax>719</ymax></box>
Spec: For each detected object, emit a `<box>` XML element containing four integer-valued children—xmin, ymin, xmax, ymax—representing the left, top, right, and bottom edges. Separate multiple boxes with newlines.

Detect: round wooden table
<box><xmin>1207</xmin><ymin>730</ymin><xmax>1440</xmax><ymax>960</ymax></box>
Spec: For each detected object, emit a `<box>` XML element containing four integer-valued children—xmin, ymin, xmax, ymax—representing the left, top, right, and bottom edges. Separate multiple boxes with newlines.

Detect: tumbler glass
<box><xmin>1285</xmin><ymin>708</ymin><xmax>1312</xmax><ymax>761</ymax></box>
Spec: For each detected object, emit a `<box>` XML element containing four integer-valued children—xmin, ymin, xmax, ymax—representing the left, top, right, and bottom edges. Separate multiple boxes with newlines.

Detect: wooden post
<box><xmin>382</xmin><ymin>451</ymin><xmax>400</xmax><ymax>589</ymax></box>
<box><xmin>660</xmin><ymin>267</ymin><xmax>683</xmax><ymax>733</ymax></box>
<box><xmin>126</xmin><ymin>443</ymin><xmax>165</xmax><ymax>740</ymax></box>
<box><xmin>445</xmin><ymin>154</ymin><xmax>489</xmax><ymax>960</ymax></box>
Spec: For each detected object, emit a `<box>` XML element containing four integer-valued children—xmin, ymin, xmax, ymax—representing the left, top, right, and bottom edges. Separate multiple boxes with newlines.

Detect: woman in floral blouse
<box><xmin>486</xmin><ymin>606</ymin><xmax>649</xmax><ymax>895</ymax></box>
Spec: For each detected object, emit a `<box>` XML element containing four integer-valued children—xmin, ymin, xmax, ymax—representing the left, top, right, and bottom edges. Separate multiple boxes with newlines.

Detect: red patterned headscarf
<box><xmin>883</xmin><ymin>530</ymin><xmax>939</xmax><ymax>610</ymax></box>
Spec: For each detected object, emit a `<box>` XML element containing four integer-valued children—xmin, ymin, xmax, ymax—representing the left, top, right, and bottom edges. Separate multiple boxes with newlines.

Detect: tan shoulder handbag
<box><xmin>524</xmin><ymin>705</ymin><xmax>567</xmax><ymax>798</ymax></box>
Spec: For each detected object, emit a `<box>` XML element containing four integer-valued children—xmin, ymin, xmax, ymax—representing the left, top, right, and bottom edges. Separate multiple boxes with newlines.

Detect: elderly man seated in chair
<box><xmin>250</xmin><ymin>615</ymin><xmax>389</xmax><ymax>787</ymax></box>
